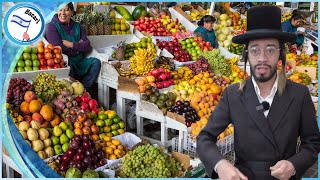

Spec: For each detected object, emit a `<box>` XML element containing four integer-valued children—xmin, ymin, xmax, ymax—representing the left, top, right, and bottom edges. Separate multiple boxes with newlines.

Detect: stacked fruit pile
<box><xmin>119</xmin><ymin>144</ymin><xmax>183</xmax><ymax>178</ymax></box>
<box><xmin>180</xmin><ymin>37</ymin><xmax>213</xmax><ymax>61</ymax></box>
<box><xmin>214</xmin><ymin>14</ymin><xmax>234</xmax><ymax>49</ymax></box>
<box><xmin>160</xmin><ymin>15</ymin><xmax>186</xmax><ymax>34</ymax></box>
<box><xmin>168</xmin><ymin>100</ymin><xmax>199</xmax><ymax>127</ymax></box>
<box><xmin>288</xmin><ymin>71</ymin><xmax>312</xmax><ymax>85</ymax></box>
<box><xmin>111</xmin><ymin>18</ymin><xmax>131</xmax><ymax>35</ymax></box>
<box><xmin>129</xmin><ymin>43</ymin><xmax>157</xmax><ymax>76</ymax></box>
<box><xmin>99</xmin><ymin>136</ymin><xmax>128</xmax><ymax>160</ymax></box>
<box><xmin>156</xmin><ymin>39</ymin><xmax>191</xmax><ymax>62</ymax></box>
<box><xmin>49</xmin><ymin>121</ymin><xmax>74</xmax><ymax>155</ymax></box>
<box><xmin>173</xmin><ymin>81</ymin><xmax>197</xmax><ymax>101</ymax></box>
<box><xmin>112</xmin><ymin>37</ymin><xmax>155</xmax><ymax>60</ymax></box>
<box><xmin>18</xmin><ymin>121</ymin><xmax>53</xmax><ymax>159</ymax></box>
<box><xmin>6</xmin><ymin>77</ymin><xmax>33</xmax><ymax>108</ymax></box>
<box><xmin>171</xmin><ymin>66</ymin><xmax>195</xmax><ymax>85</ymax></box>
<box><xmin>187</xmin><ymin>57</ymin><xmax>213</xmax><ymax>74</ymax></box>
<box><xmin>201</xmin><ymin>49</ymin><xmax>231</xmax><ymax>77</ymax></box>
<box><xmin>146</xmin><ymin>68</ymin><xmax>174</xmax><ymax>89</ymax></box>
<box><xmin>228</xmin><ymin>42</ymin><xmax>244</xmax><ymax>55</ymax></box>
<box><xmin>133</xmin><ymin>17</ymin><xmax>172</xmax><ymax>36</ymax></box>
<box><xmin>94</xmin><ymin>110</ymin><xmax>126</xmax><ymax>138</ymax></box>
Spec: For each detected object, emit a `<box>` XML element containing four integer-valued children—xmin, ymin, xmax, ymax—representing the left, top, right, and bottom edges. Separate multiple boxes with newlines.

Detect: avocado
<box><xmin>159</xmin><ymin>94</ymin><xmax>169</xmax><ymax>101</ymax></box>
<box><xmin>166</xmin><ymin>100</ymin><xmax>174</xmax><ymax>108</ymax></box>
<box><xmin>167</xmin><ymin>92</ymin><xmax>177</xmax><ymax>101</ymax></box>
<box><xmin>156</xmin><ymin>100</ymin><xmax>166</xmax><ymax>109</ymax></box>
<box><xmin>149</xmin><ymin>95</ymin><xmax>158</xmax><ymax>103</ymax></box>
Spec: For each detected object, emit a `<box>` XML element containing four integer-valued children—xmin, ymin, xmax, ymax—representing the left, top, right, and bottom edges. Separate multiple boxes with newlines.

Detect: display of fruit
<box><xmin>145</xmin><ymin>68</ymin><xmax>174</xmax><ymax>89</ymax></box>
<box><xmin>171</xmin><ymin>66</ymin><xmax>195</xmax><ymax>85</ymax></box>
<box><xmin>180</xmin><ymin>37</ymin><xmax>214</xmax><ymax>60</ymax></box>
<box><xmin>229</xmin><ymin>65</ymin><xmax>247</xmax><ymax>84</ymax></box>
<box><xmin>56</xmin><ymin>134</ymin><xmax>107</xmax><ymax>175</ymax></box>
<box><xmin>201</xmin><ymin>49</ymin><xmax>231</xmax><ymax>77</ymax></box>
<box><xmin>132</xmin><ymin>5</ymin><xmax>148</xmax><ymax>21</ymax></box>
<box><xmin>228</xmin><ymin>42</ymin><xmax>244</xmax><ymax>55</ymax></box>
<box><xmin>154</xmin><ymin>56</ymin><xmax>174</xmax><ymax>71</ymax></box>
<box><xmin>36</xmin><ymin>41</ymin><xmax>65</xmax><ymax>70</ymax></box>
<box><xmin>111</xmin><ymin>17</ymin><xmax>131</xmax><ymax>35</ymax></box>
<box><xmin>141</xmin><ymin>87</ymin><xmax>176</xmax><ymax>115</ymax></box>
<box><xmin>156</xmin><ymin>39</ymin><xmax>191</xmax><ymax>62</ymax></box>
<box><xmin>99</xmin><ymin>136</ymin><xmax>128</xmax><ymax>160</ymax></box>
<box><xmin>159</xmin><ymin>15</ymin><xmax>186</xmax><ymax>34</ymax></box>
<box><xmin>18</xmin><ymin>120</ymin><xmax>53</xmax><ymax>159</ymax></box>
<box><xmin>214</xmin><ymin>13</ymin><xmax>234</xmax><ymax>49</ymax></box>
<box><xmin>32</xmin><ymin>73</ymin><xmax>65</xmax><ymax>103</ymax></box>
<box><xmin>168</xmin><ymin>100</ymin><xmax>199</xmax><ymax>127</ymax></box>
<box><xmin>94</xmin><ymin>110</ymin><xmax>125</xmax><ymax>138</ymax></box>
<box><xmin>49</xmin><ymin>121</ymin><xmax>74</xmax><ymax>155</ymax></box>
<box><xmin>73</xmin><ymin>92</ymin><xmax>99</xmax><ymax>114</ymax></box>
<box><xmin>187</xmin><ymin>57</ymin><xmax>213</xmax><ymax>74</ymax></box>
<box><xmin>14</xmin><ymin>46</ymin><xmax>40</xmax><ymax>72</ymax></box>
<box><xmin>112</xmin><ymin>37</ymin><xmax>155</xmax><ymax>60</ymax></box>
<box><xmin>172</xmin><ymin>31</ymin><xmax>193</xmax><ymax>40</ymax></box>
<box><xmin>217</xmin><ymin>124</ymin><xmax>234</xmax><ymax>140</ymax></box>
<box><xmin>288</xmin><ymin>71</ymin><xmax>312</xmax><ymax>85</ymax></box>
<box><xmin>119</xmin><ymin>144</ymin><xmax>183</xmax><ymax>178</ymax></box>
<box><xmin>173</xmin><ymin>81</ymin><xmax>197</xmax><ymax>101</ymax></box>
<box><xmin>6</xmin><ymin>77</ymin><xmax>33</xmax><ymax>108</ymax></box>
<box><xmin>129</xmin><ymin>43</ymin><xmax>157</xmax><ymax>76</ymax></box>
<box><xmin>132</xmin><ymin>17</ymin><xmax>172</xmax><ymax>36</ymax></box>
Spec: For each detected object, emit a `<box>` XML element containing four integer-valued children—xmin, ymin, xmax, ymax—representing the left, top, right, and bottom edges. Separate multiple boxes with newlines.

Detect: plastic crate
<box><xmin>172</xmin><ymin>133</ymin><xmax>235</xmax><ymax>163</ymax></box>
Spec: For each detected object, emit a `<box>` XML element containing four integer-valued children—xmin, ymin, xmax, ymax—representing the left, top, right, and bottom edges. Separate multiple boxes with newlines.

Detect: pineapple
<box><xmin>103</xmin><ymin>5</ymin><xmax>113</xmax><ymax>35</ymax></box>
<box><xmin>96</xmin><ymin>12</ymin><xmax>104</xmax><ymax>35</ymax></box>
<box><xmin>115</xmin><ymin>40</ymin><xmax>126</xmax><ymax>60</ymax></box>
<box><xmin>88</xmin><ymin>12</ymin><xmax>98</xmax><ymax>36</ymax></box>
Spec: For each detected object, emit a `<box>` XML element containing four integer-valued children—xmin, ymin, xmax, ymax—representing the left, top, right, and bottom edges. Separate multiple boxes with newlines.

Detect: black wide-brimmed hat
<box><xmin>232</xmin><ymin>5</ymin><xmax>297</xmax><ymax>44</ymax></box>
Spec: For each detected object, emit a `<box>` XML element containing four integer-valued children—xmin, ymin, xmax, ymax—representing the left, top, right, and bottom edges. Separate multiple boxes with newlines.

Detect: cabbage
<box><xmin>219</xmin><ymin>14</ymin><xmax>229</xmax><ymax>21</ymax></box>
<box><xmin>227</xmin><ymin>34</ymin><xmax>233</xmax><ymax>41</ymax></box>
<box><xmin>221</xmin><ymin>27</ymin><xmax>230</xmax><ymax>35</ymax></box>
<box><xmin>218</xmin><ymin>34</ymin><xmax>227</xmax><ymax>41</ymax></box>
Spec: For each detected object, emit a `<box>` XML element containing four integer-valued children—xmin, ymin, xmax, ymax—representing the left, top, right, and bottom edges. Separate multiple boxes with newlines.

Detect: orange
<box><xmin>191</xmin><ymin>123</ymin><xmax>198</xmax><ymax>130</ymax></box>
<box><xmin>208</xmin><ymin>78</ymin><xmax>214</xmax><ymax>84</ymax></box>
<box><xmin>106</xmin><ymin>147</ymin><xmax>114</xmax><ymax>155</ymax></box>
<box><xmin>117</xmin><ymin>145</ymin><xmax>124</xmax><ymax>150</ymax></box>
<box><xmin>189</xmin><ymin>79</ymin><xmax>196</xmax><ymax>85</ymax></box>
<box><xmin>109</xmin><ymin>154</ymin><xmax>117</xmax><ymax>160</ymax></box>
<box><xmin>110</xmin><ymin>144</ymin><xmax>117</xmax><ymax>150</ymax></box>
<box><xmin>106</xmin><ymin>142</ymin><xmax>113</xmax><ymax>147</ymax></box>
<box><xmin>214</xmin><ymin>100</ymin><xmax>219</xmax><ymax>106</ymax></box>
<box><xmin>200</xmin><ymin>117</ymin><xmax>208</xmax><ymax>125</ymax></box>
<box><xmin>199</xmin><ymin>103</ymin><xmax>204</xmax><ymax>110</ymax></box>
<box><xmin>198</xmin><ymin>111</ymin><xmax>204</xmax><ymax>118</ymax></box>
<box><xmin>203</xmin><ymin>72</ymin><xmax>210</xmax><ymax>78</ymax></box>
<box><xmin>202</xmin><ymin>108</ymin><xmax>208</xmax><ymax>114</ymax></box>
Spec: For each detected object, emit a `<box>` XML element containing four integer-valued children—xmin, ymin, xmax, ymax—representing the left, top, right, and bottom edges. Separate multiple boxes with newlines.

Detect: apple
<box><xmin>54</xmin><ymin>58</ymin><xmax>60</xmax><ymax>64</ymax></box>
<box><xmin>39</xmin><ymin>65</ymin><xmax>47</xmax><ymax>70</ymax></box>
<box><xmin>40</xmin><ymin>59</ymin><xmax>47</xmax><ymax>66</ymax></box>
<box><xmin>37</xmin><ymin>53</ymin><xmax>44</xmax><ymax>59</ymax></box>
<box><xmin>53</xmin><ymin>64</ymin><xmax>60</xmax><ymax>69</ymax></box>
<box><xmin>156</xmin><ymin>82</ymin><xmax>163</xmax><ymax>89</ymax></box>
<box><xmin>44</xmin><ymin>48</ymin><xmax>51</xmax><ymax>54</ymax></box>
<box><xmin>163</xmin><ymin>81</ymin><xmax>169</xmax><ymax>88</ymax></box>
<box><xmin>47</xmin><ymin>59</ymin><xmax>54</xmax><ymax>66</ymax></box>
<box><xmin>47</xmin><ymin>66</ymin><xmax>54</xmax><ymax>69</ymax></box>
<box><xmin>44</xmin><ymin>53</ymin><xmax>53</xmax><ymax>59</ymax></box>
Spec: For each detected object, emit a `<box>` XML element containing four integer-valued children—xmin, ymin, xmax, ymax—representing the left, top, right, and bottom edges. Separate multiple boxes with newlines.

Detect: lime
<box><xmin>141</xmin><ymin>37</ymin><xmax>148</xmax><ymax>43</ymax></box>
<box><xmin>135</xmin><ymin>42</ymin><xmax>142</xmax><ymax>48</ymax></box>
<box><xmin>105</xmin><ymin>119</ymin><xmax>113</xmax><ymax>126</ymax></box>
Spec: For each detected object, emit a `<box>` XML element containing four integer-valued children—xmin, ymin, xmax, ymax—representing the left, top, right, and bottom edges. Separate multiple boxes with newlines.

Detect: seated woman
<box><xmin>194</xmin><ymin>15</ymin><xmax>218</xmax><ymax>49</ymax></box>
<box><xmin>45</xmin><ymin>2</ymin><xmax>101</xmax><ymax>95</ymax></box>
<box><xmin>282</xmin><ymin>11</ymin><xmax>305</xmax><ymax>48</ymax></box>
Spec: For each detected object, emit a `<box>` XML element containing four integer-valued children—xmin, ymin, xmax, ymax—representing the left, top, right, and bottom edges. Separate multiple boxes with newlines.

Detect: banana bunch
<box><xmin>130</xmin><ymin>43</ymin><xmax>156</xmax><ymax>76</ymax></box>
<box><xmin>155</xmin><ymin>56</ymin><xmax>174</xmax><ymax>71</ymax></box>
<box><xmin>281</xmin><ymin>12</ymin><xmax>292</xmax><ymax>22</ymax></box>
<box><xmin>6</xmin><ymin>103</ymin><xmax>23</xmax><ymax>125</ymax></box>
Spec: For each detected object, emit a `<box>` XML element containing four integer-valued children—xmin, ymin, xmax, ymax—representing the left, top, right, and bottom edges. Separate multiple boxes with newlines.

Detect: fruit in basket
<box><xmin>32</xmin><ymin>139</ymin><xmax>44</xmax><ymax>152</ymax></box>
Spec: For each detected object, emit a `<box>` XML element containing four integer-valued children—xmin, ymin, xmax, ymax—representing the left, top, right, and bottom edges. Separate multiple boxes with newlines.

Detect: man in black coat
<box><xmin>196</xmin><ymin>5</ymin><xmax>320</xmax><ymax>180</ymax></box>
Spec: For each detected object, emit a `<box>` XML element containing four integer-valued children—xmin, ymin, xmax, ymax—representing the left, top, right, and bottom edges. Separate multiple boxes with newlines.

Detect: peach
<box><xmin>29</xmin><ymin>100</ymin><xmax>42</xmax><ymax>113</ymax></box>
<box><xmin>32</xmin><ymin>112</ymin><xmax>44</xmax><ymax>124</ymax></box>
<box><xmin>20</xmin><ymin>101</ymin><xmax>30</xmax><ymax>115</ymax></box>
<box><xmin>24</xmin><ymin>91</ymin><xmax>37</xmax><ymax>103</ymax></box>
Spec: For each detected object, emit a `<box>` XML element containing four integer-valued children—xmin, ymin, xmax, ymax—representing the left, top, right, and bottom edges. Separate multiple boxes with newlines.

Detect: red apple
<box><xmin>44</xmin><ymin>52</ymin><xmax>53</xmax><ymax>59</ymax></box>
<box><xmin>47</xmin><ymin>59</ymin><xmax>54</xmax><ymax>66</ymax></box>
<box><xmin>40</xmin><ymin>59</ymin><xmax>46</xmax><ymax>66</ymax></box>
<box><xmin>53</xmin><ymin>64</ymin><xmax>60</xmax><ymax>69</ymax></box>
<box><xmin>54</xmin><ymin>57</ymin><xmax>60</xmax><ymax>64</ymax></box>
<box><xmin>47</xmin><ymin>66</ymin><xmax>53</xmax><ymax>69</ymax></box>
<box><xmin>37</xmin><ymin>53</ymin><xmax>44</xmax><ymax>59</ymax></box>
<box><xmin>44</xmin><ymin>48</ymin><xmax>51</xmax><ymax>54</ymax></box>
<box><xmin>39</xmin><ymin>65</ymin><xmax>47</xmax><ymax>70</ymax></box>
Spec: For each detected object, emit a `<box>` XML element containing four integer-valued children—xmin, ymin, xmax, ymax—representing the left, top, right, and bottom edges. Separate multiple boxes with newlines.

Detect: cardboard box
<box><xmin>171</xmin><ymin>6</ymin><xmax>193</xmax><ymax>23</ymax></box>
<box><xmin>295</xmin><ymin>66</ymin><xmax>317</xmax><ymax>80</ymax></box>
<box><xmin>118</xmin><ymin>76</ymin><xmax>139</xmax><ymax>94</ymax></box>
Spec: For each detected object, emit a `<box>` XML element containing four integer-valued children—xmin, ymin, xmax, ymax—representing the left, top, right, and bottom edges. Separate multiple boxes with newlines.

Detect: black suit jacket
<box><xmin>196</xmin><ymin>78</ymin><xmax>320</xmax><ymax>179</ymax></box>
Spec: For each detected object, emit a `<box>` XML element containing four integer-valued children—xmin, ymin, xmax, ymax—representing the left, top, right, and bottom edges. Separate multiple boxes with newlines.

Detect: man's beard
<box><xmin>250</xmin><ymin>63</ymin><xmax>277</xmax><ymax>83</ymax></box>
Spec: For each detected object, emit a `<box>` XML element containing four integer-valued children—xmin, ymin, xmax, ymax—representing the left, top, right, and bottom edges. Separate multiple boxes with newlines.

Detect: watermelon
<box><xmin>132</xmin><ymin>5</ymin><xmax>147</xmax><ymax>20</ymax></box>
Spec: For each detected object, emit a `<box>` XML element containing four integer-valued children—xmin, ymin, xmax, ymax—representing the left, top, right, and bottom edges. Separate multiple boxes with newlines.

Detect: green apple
<box><xmin>17</xmin><ymin>60</ymin><xmax>25</xmax><ymax>67</ymax></box>
<box><xmin>53</xmin><ymin>144</ymin><xmax>62</xmax><ymax>155</ymax></box>
<box><xmin>17</xmin><ymin>67</ymin><xmax>24</xmax><ymax>72</ymax></box>
<box><xmin>60</xmin><ymin>134</ymin><xmax>69</xmax><ymax>144</ymax></box>
<box><xmin>65</xmin><ymin>129</ymin><xmax>74</xmax><ymax>139</ymax></box>
<box><xmin>23</xmin><ymin>52</ymin><xmax>31</xmax><ymax>60</ymax></box>
<box><xmin>24</xmin><ymin>66</ymin><xmax>33</xmax><ymax>71</ymax></box>
<box><xmin>53</xmin><ymin>126</ymin><xmax>62</xmax><ymax>137</ymax></box>
<box><xmin>59</xmin><ymin>122</ymin><xmax>68</xmax><ymax>131</ymax></box>
<box><xmin>105</xmin><ymin>119</ymin><xmax>113</xmax><ymax>126</ymax></box>
<box><xmin>32</xmin><ymin>60</ymin><xmax>40</xmax><ymax>67</ymax></box>
<box><xmin>25</xmin><ymin>59</ymin><xmax>32</xmax><ymax>67</ymax></box>
<box><xmin>112</xmin><ymin>116</ymin><xmax>121</xmax><ymax>124</ymax></box>
<box><xmin>118</xmin><ymin>121</ymin><xmax>125</xmax><ymax>129</ymax></box>
<box><xmin>33</xmin><ymin>67</ymin><xmax>39</xmax><ymax>71</ymax></box>
<box><xmin>62</xmin><ymin>143</ymin><xmax>69</xmax><ymax>152</ymax></box>
<box><xmin>24</xmin><ymin>46</ymin><xmax>31</xmax><ymax>53</ymax></box>
<box><xmin>31</xmin><ymin>47</ymin><xmax>38</xmax><ymax>54</ymax></box>
<box><xmin>96</xmin><ymin>120</ymin><xmax>105</xmax><ymax>127</ymax></box>
<box><xmin>50</xmin><ymin>136</ymin><xmax>60</xmax><ymax>145</ymax></box>
<box><xmin>31</xmin><ymin>54</ymin><xmax>38</xmax><ymax>60</ymax></box>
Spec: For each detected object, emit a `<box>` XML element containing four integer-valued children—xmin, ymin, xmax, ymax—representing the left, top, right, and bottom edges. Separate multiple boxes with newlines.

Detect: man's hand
<box><xmin>270</xmin><ymin>160</ymin><xmax>296</xmax><ymax>180</ymax></box>
<box><xmin>62</xmin><ymin>40</ymin><xmax>73</xmax><ymax>48</ymax></box>
<box><xmin>217</xmin><ymin>160</ymin><xmax>248</xmax><ymax>180</ymax></box>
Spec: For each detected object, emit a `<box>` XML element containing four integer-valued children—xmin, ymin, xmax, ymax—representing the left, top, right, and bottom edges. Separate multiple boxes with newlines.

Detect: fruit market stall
<box><xmin>3</xmin><ymin>2</ymin><xmax>318</xmax><ymax>178</ymax></box>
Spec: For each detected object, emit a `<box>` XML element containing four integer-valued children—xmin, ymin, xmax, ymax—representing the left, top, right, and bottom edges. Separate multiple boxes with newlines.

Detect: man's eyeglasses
<box><xmin>246</xmin><ymin>46</ymin><xmax>281</xmax><ymax>58</ymax></box>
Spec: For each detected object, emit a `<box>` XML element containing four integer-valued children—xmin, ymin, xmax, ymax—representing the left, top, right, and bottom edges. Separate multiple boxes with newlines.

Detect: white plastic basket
<box><xmin>172</xmin><ymin>133</ymin><xmax>235</xmax><ymax>163</ymax></box>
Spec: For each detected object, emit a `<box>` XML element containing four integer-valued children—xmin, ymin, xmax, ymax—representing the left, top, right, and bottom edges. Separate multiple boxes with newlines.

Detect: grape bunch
<box><xmin>6</xmin><ymin>77</ymin><xmax>32</xmax><ymax>108</ymax></box>
<box><xmin>120</xmin><ymin>144</ymin><xmax>183</xmax><ymax>178</ymax></box>
<box><xmin>201</xmin><ymin>49</ymin><xmax>231</xmax><ymax>77</ymax></box>
<box><xmin>188</xmin><ymin>57</ymin><xmax>213</xmax><ymax>75</ymax></box>
<box><xmin>32</xmin><ymin>73</ymin><xmax>64</xmax><ymax>102</ymax></box>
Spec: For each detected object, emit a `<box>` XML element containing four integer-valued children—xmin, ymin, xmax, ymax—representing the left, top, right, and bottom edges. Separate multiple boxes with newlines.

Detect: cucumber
<box><xmin>114</xmin><ymin>6</ymin><xmax>133</xmax><ymax>21</ymax></box>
